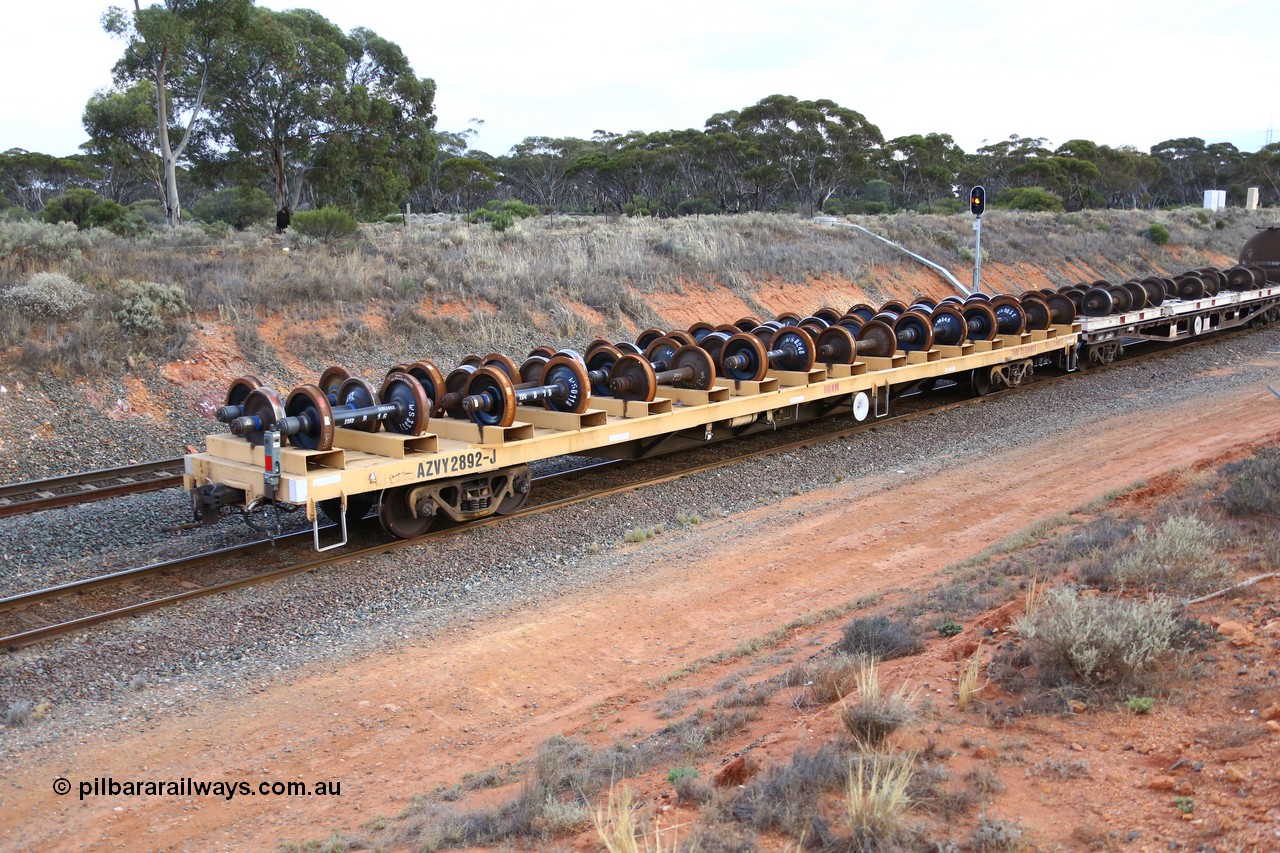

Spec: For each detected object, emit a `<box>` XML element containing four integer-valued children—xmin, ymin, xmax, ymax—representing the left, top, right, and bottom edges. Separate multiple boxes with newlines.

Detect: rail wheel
<box><xmin>970</xmin><ymin>367</ymin><xmax>993</xmax><ymax>397</ymax></box>
<box><xmin>378</xmin><ymin>485</ymin><xmax>436</xmax><ymax>539</ymax></box>
<box><xmin>496</xmin><ymin>466</ymin><xmax>532</xmax><ymax>515</ymax></box>
<box><xmin>318</xmin><ymin>493</ymin><xmax>376</xmax><ymax>526</ymax></box>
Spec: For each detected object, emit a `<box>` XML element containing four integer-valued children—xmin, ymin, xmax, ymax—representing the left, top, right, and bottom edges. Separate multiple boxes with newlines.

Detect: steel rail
<box><xmin>0</xmin><ymin>457</ymin><xmax>185</xmax><ymax>519</ymax></box>
<box><xmin>0</xmin><ymin>460</ymin><xmax>619</xmax><ymax>648</ymax></box>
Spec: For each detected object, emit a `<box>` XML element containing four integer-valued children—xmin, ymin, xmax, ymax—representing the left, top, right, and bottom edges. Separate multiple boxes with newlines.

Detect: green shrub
<box><xmin>1125</xmin><ymin>696</ymin><xmax>1155</xmax><ymax>714</ymax></box>
<box><xmin>129</xmin><ymin>199</ymin><xmax>167</xmax><ymax>226</ymax></box>
<box><xmin>114</xmin><ymin>280</ymin><xmax>191</xmax><ymax>335</ymax></box>
<box><xmin>915</xmin><ymin>197</ymin><xmax>963</xmax><ymax>214</ymax></box>
<box><xmin>666</xmin><ymin>766</ymin><xmax>698</xmax><ymax>783</ymax></box>
<box><xmin>40</xmin><ymin>188</ymin><xmax>103</xmax><ymax>228</ymax></box>
<box><xmin>290</xmin><ymin>206</ymin><xmax>359</xmax><ymax>243</ymax></box>
<box><xmin>1113</xmin><ymin>515</ymin><xmax>1229</xmax><ymax>595</ymax></box>
<box><xmin>1143</xmin><ymin>222</ymin><xmax>1171</xmax><ymax>245</ymax></box>
<box><xmin>676</xmin><ymin>197</ymin><xmax>719</xmax><ymax>217</ymax></box>
<box><xmin>84</xmin><ymin>198</ymin><xmax>146</xmax><ymax>236</ymax></box>
<box><xmin>191</xmin><ymin>186</ymin><xmax>276</xmax><ymax>230</ymax></box>
<box><xmin>1016</xmin><ymin>586</ymin><xmax>1180</xmax><ymax>684</ymax></box>
<box><xmin>937</xmin><ymin>620</ymin><xmax>964</xmax><ymax>637</ymax></box>
<box><xmin>40</xmin><ymin>189</ymin><xmax>144</xmax><ymax>235</ymax></box>
<box><xmin>465</xmin><ymin>200</ymin><xmax>540</xmax><ymax>231</ymax></box>
<box><xmin>993</xmin><ymin>187</ymin><xmax>1064</xmax><ymax>212</ymax></box>
<box><xmin>2</xmin><ymin>272</ymin><xmax>92</xmax><ymax>319</ymax></box>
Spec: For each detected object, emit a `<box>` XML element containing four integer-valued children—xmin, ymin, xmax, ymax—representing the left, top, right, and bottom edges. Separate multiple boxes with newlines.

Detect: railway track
<box><xmin>0</xmin><ymin>461</ymin><xmax>614</xmax><ymax>650</ymax></box>
<box><xmin>0</xmin><ymin>457</ymin><xmax>185</xmax><ymax>519</ymax></box>
<box><xmin>1</xmin><ymin>325</ymin><xmax>1270</xmax><ymax>652</ymax></box>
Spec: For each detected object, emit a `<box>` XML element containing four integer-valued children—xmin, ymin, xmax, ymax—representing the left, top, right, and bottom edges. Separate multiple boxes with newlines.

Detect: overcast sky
<box><xmin>3</xmin><ymin>0</ymin><xmax>1276</xmax><ymax>159</ymax></box>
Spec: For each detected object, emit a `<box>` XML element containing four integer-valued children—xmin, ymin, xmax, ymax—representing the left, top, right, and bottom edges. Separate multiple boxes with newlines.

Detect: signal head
<box><xmin>970</xmin><ymin>186</ymin><xmax>986</xmax><ymax>216</ymax></box>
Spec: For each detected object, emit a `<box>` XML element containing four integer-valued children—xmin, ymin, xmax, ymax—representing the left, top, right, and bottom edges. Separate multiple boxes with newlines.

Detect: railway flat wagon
<box><xmin>185</xmin><ymin>327</ymin><xmax>1079</xmax><ymax>549</ymax></box>
<box><xmin>185</xmin><ymin>225</ymin><xmax>1280</xmax><ymax>551</ymax></box>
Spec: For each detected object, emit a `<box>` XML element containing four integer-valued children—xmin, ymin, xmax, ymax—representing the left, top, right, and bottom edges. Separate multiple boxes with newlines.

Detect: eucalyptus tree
<box><xmin>729</xmin><ymin>95</ymin><xmax>884</xmax><ymax>216</ymax></box>
<box><xmin>884</xmin><ymin>133</ymin><xmax>964</xmax><ymax>209</ymax></box>
<box><xmin>212</xmin><ymin>7</ymin><xmax>436</xmax><ymax>228</ymax></box>
<box><xmin>497</xmin><ymin>136</ymin><xmax>595</xmax><ymax>210</ymax></box>
<box><xmin>1010</xmin><ymin>154</ymin><xmax>1100</xmax><ymax>211</ymax></box>
<box><xmin>700</xmin><ymin>113</ymin><xmax>775</xmax><ymax>211</ymax></box>
<box><xmin>959</xmin><ymin>135</ymin><xmax>1051</xmax><ymax>198</ymax></box>
<box><xmin>1150</xmin><ymin>137</ymin><xmax>1212</xmax><ymax>205</ymax></box>
<box><xmin>81</xmin><ymin>81</ymin><xmax>167</xmax><ymax>204</ymax></box>
<box><xmin>1240</xmin><ymin>143</ymin><xmax>1280</xmax><ymax>205</ymax></box>
<box><xmin>103</xmin><ymin>0</ymin><xmax>252</xmax><ymax>226</ymax></box>
<box><xmin>306</xmin><ymin>27</ymin><xmax>437</xmax><ymax>215</ymax></box>
<box><xmin>0</xmin><ymin>149</ymin><xmax>96</xmax><ymax>212</ymax></box>
<box><xmin>569</xmin><ymin>131</ymin><xmax>653</xmax><ymax>214</ymax></box>
<box><xmin>1091</xmin><ymin>145</ymin><xmax>1161</xmax><ymax>208</ymax></box>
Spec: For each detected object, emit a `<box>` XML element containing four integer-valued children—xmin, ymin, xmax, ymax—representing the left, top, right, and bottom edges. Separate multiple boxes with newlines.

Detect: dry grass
<box><xmin>843</xmin><ymin>751</ymin><xmax>915</xmax><ymax>849</ymax></box>
<box><xmin>2</xmin><ymin>207</ymin><xmax>1261</xmax><ymax>379</ymax></box>
<box><xmin>594</xmin><ymin>785</ymin><xmax>684</xmax><ymax>853</ymax></box>
<box><xmin>838</xmin><ymin>658</ymin><xmax>920</xmax><ymax>746</ymax></box>
<box><xmin>785</xmin><ymin>653</ymin><xmax>864</xmax><ymax>706</ymax></box>
<box><xmin>957</xmin><ymin>652</ymin><xmax>983</xmax><ymax>712</ymax></box>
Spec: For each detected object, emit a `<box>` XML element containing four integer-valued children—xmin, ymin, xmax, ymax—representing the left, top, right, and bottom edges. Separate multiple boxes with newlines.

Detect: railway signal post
<box><xmin>970</xmin><ymin>186</ymin><xmax>985</xmax><ymax>293</ymax></box>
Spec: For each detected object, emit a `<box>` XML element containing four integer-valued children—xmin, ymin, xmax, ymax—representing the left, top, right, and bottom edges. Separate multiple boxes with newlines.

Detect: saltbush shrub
<box><xmin>1113</xmin><ymin>515</ymin><xmax>1229</xmax><ymax>594</ymax></box>
<box><xmin>0</xmin><ymin>220</ymin><xmax>87</xmax><ymax>263</ymax></box>
<box><xmin>1</xmin><ymin>271</ymin><xmax>92</xmax><ymax>319</ymax></box>
<box><xmin>114</xmin><ymin>280</ymin><xmax>191</xmax><ymax>335</ymax></box>
<box><xmin>290</xmin><ymin>206</ymin><xmax>359</xmax><ymax>243</ymax></box>
<box><xmin>1016</xmin><ymin>586</ymin><xmax>1179</xmax><ymax>684</ymax></box>
<box><xmin>1218</xmin><ymin>448</ymin><xmax>1280</xmax><ymax>517</ymax></box>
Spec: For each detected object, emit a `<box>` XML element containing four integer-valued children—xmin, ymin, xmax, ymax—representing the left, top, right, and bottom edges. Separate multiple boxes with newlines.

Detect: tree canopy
<box><xmin>4</xmin><ymin>2</ymin><xmax>1275</xmax><ymax>229</ymax></box>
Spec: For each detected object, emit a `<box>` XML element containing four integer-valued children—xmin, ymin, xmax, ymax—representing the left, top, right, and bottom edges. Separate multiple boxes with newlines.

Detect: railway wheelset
<box><xmin>190</xmin><ymin>234</ymin><xmax>1280</xmax><ymax>547</ymax></box>
<box><xmin>215</xmin><ymin>286</ymin><xmax>1081</xmax><ymax>446</ymax></box>
<box><xmin>205</xmin><ymin>285</ymin><xmax>1083</xmax><ymax>539</ymax></box>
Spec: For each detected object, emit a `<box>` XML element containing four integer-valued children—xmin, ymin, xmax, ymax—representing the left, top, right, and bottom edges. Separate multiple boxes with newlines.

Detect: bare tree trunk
<box><xmin>150</xmin><ymin>44</ymin><xmax>181</xmax><ymax>227</ymax></box>
<box><xmin>141</xmin><ymin>0</ymin><xmax>209</xmax><ymax>228</ymax></box>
